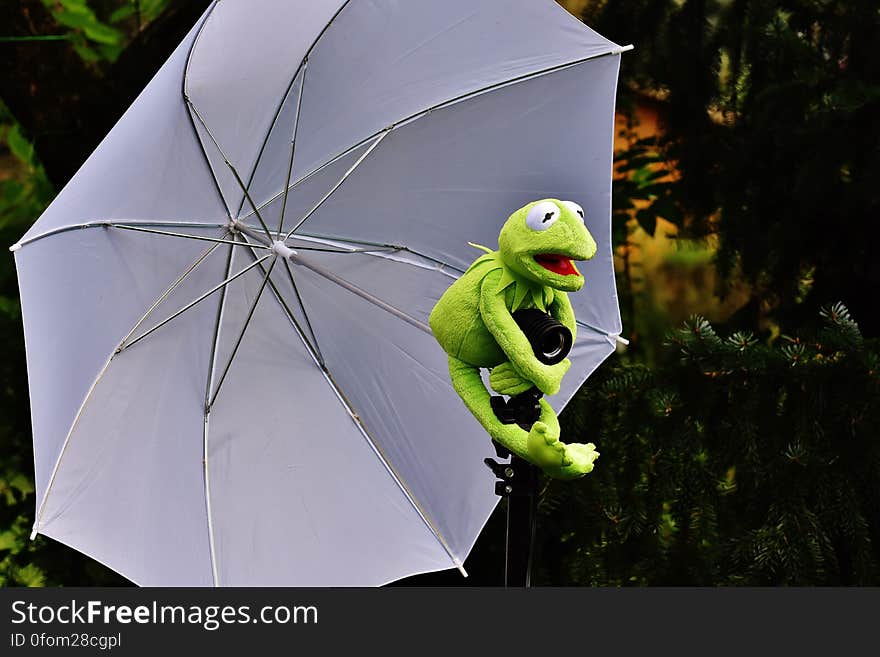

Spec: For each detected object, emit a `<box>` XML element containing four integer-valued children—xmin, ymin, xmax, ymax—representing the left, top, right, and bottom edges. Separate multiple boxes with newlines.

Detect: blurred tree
<box><xmin>583</xmin><ymin>0</ymin><xmax>880</xmax><ymax>336</ymax></box>
<box><xmin>538</xmin><ymin>304</ymin><xmax>879</xmax><ymax>585</ymax></box>
<box><xmin>0</xmin><ymin>0</ymin><xmax>211</xmax><ymax>186</ymax></box>
<box><xmin>0</xmin><ymin>102</ymin><xmax>128</xmax><ymax>585</ymax></box>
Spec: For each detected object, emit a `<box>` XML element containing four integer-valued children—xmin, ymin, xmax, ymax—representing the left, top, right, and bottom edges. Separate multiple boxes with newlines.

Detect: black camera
<box><xmin>512</xmin><ymin>308</ymin><xmax>572</xmax><ymax>365</ymax></box>
<box><xmin>490</xmin><ymin>310</ymin><xmax>572</xmax><ymax>429</ymax></box>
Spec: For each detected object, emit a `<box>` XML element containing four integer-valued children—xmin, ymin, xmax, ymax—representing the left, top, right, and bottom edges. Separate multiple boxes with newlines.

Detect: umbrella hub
<box><xmin>271</xmin><ymin>241</ymin><xmax>297</xmax><ymax>259</ymax></box>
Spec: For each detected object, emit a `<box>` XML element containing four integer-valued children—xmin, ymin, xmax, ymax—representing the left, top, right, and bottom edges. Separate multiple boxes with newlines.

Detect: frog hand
<box><xmin>525</xmin><ymin>421</ymin><xmax>565</xmax><ymax>468</ymax></box>
<box><xmin>531</xmin><ymin>358</ymin><xmax>571</xmax><ymax>397</ymax></box>
<box><xmin>489</xmin><ymin>362</ymin><xmax>535</xmax><ymax>396</ymax></box>
<box><xmin>527</xmin><ymin>423</ymin><xmax>599</xmax><ymax>480</ymax></box>
<box><xmin>550</xmin><ymin>442</ymin><xmax>600</xmax><ymax>480</ymax></box>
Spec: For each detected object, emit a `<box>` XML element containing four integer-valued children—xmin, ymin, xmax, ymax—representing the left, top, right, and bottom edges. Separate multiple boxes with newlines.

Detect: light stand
<box><xmin>485</xmin><ymin>389</ymin><xmax>543</xmax><ymax>587</ymax></box>
<box><xmin>484</xmin><ymin>310</ymin><xmax>573</xmax><ymax>587</ymax></box>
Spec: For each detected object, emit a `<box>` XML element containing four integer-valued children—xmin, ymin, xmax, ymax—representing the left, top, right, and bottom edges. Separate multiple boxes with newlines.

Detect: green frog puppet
<box><xmin>430</xmin><ymin>199</ymin><xmax>601</xmax><ymax>480</ymax></box>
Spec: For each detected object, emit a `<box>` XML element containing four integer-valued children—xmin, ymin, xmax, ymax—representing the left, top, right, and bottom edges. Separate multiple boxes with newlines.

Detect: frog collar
<box><xmin>466</xmin><ymin>242</ymin><xmax>554</xmax><ymax>312</ymax></box>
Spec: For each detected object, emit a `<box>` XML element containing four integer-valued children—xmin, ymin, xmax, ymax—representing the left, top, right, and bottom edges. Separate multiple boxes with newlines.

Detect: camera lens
<box><xmin>541</xmin><ymin>332</ymin><xmax>567</xmax><ymax>360</ymax></box>
<box><xmin>512</xmin><ymin>309</ymin><xmax>573</xmax><ymax>365</ymax></box>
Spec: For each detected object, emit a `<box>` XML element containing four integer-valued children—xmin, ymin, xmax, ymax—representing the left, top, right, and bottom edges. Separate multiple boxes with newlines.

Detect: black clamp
<box><xmin>489</xmin><ymin>388</ymin><xmax>542</xmax><ymax>431</ymax></box>
<box><xmin>486</xmin><ymin>388</ymin><xmax>543</xmax><ymax>497</ymax></box>
<box><xmin>484</xmin><ymin>440</ymin><xmax>537</xmax><ymax>498</ymax></box>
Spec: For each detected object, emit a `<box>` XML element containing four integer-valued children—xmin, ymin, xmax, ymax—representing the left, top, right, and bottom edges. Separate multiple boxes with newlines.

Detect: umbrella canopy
<box><xmin>12</xmin><ymin>0</ymin><xmax>627</xmax><ymax>586</ymax></box>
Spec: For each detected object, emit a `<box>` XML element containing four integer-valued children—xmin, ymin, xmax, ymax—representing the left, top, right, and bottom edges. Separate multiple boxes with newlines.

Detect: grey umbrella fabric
<box><xmin>13</xmin><ymin>0</ymin><xmax>627</xmax><ymax>585</ymax></box>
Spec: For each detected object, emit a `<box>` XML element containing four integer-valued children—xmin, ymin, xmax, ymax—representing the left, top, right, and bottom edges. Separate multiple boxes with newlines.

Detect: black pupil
<box><xmin>577</xmin><ymin>210</ymin><xmax>584</xmax><ymax>218</ymax></box>
<box><xmin>543</xmin><ymin>212</ymin><xmax>555</xmax><ymax>223</ymax></box>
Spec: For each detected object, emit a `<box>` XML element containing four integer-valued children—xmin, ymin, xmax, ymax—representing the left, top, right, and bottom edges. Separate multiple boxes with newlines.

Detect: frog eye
<box><xmin>525</xmin><ymin>201</ymin><xmax>561</xmax><ymax>231</ymax></box>
<box><xmin>562</xmin><ymin>201</ymin><xmax>585</xmax><ymax>223</ymax></box>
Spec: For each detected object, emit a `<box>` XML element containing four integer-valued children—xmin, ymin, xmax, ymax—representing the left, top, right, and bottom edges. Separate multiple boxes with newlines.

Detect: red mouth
<box><xmin>533</xmin><ymin>254</ymin><xmax>580</xmax><ymax>276</ymax></box>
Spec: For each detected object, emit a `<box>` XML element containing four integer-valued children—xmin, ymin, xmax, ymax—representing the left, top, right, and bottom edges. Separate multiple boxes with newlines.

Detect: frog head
<box><xmin>497</xmin><ymin>199</ymin><xmax>597</xmax><ymax>292</ymax></box>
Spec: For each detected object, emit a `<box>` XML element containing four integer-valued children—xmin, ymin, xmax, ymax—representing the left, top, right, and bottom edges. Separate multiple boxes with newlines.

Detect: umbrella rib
<box><xmin>237</xmin><ymin>221</ymin><xmax>400</xmax><ymax>256</ymax></box>
<box><xmin>118</xmin><ymin>240</ymin><xmax>224</xmax><ymax>346</ymax></box>
<box><xmin>236</xmin><ymin>137</ymin><xmax>372</xmax><ymax>224</ymax></box>
<box><xmin>319</xmin><ymin>371</ymin><xmax>467</xmax><ymax>577</ymax></box>
<box><xmin>202</xmin><ymin>239</ymin><xmax>235</xmax><ymax>587</ymax></box>
<box><xmin>273</xmin><ymin>228</ymin><xmax>625</xmax><ymax>343</ymax></box>
<box><xmin>279</xmin><ymin>229</ymin><xmax>467</xmax><ymax>280</ymax></box>
<box><xmin>284</xmin><ymin>128</ymin><xmax>390</xmax><ymax>239</ymax></box>
<box><xmin>234</xmin><ymin>62</ymin><xmax>304</xmax><ymax>222</ymax></box>
<box><xmin>256</xmin><ymin>258</ymin><xmax>465</xmax><ymax>577</ymax></box>
<box><xmin>575</xmin><ymin>319</ymin><xmax>626</xmax><ymax>344</ymax></box>
<box><xmin>122</xmin><ymin>253</ymin><xmax>273</xmax><ymax>353</ymax></box>
<box><xmin>278</xmin><ymin>58</ymin><xmax>308</xmax><ymax>234</ymax></box>
<box><xmin>287</xmin><ymin>245</ymin><xmax>397</xmax><ymax>255</ymax></box>
<box><xmin>185</xmin><ymin>99</ymin><xmax>275</xmax><ymax>242</ymax></box>
<box><xmin>30</xmin><ymin>241</ymin><xmax>222</xmax><ymax>539</ymax></box>
<box><xmin>243</xmin><ymin>223</ymin><xmax>464</xmax><ymax>283</ymax></box>
<box><xmin>208</xmin><ymin>257</ymin><xmax>277</xmax><ymax>410</ymax></box>
<box><xmin>238</xmin><ymin>235</ymin><xmax>325</xmax><ymax>368</ymax></box>
<box><xmin>108</xmin><ymin>223</ymin><xmax>270</xmax><ymax>250</ymax></box>
<box><xmin>282</xmin><ymin>240</ymin><xmax>623</xmax><ymax>343</ymax></box>
<box><xmin>287</xmin><ymin>251</ymin><xmax>433</xmax><ymax>335</ymax></box>
<box><xmin>395</xmin><ymin>246</ymin><xmax>466</xmax><ymax>274</ymax></box>
<box><xmin>242</xmin><ymin>46</ymin><xmax>632</xmax><ymax>228</ymax></box>
<box><xmin>242</xmin><ymin>226</ymin><xmax>458</xmax><ymax>338</ymax></box>
<box><xmin>181</xmin><ymin>0</ymin><xmax>233</xmax><ymax>221</ymax></box>
<box><xmin>186</xmin><ymin>106</ymin><xmax>235</xmax><ymax>221</ymax></box>
<box><xmin>12</xmin><ymin>220</ymin><xmax>230</xmax><ymax>251</ymax></box>
<box><xmin>284</xmin><ymin>236</ymin><xmax>625</xmax><ymax>341</ymax></box>
<box><xmin>280</xmin><ymin>257</ymin><xmax>325</xmax><ymax>364</ymax></box>
<box><xmin>295</xmin><ymin>231</ymin><xmax>468</xmax><ymax>274</ymax></box>
<box><xmin>383</xmin><ymin>45</ymin><xmax>633</xmax><ymax>135</ymax></box>
<box><xmin>237</xmin><ymin>0</ymin><xmax>357</xmax><ymax>221</ymax></box>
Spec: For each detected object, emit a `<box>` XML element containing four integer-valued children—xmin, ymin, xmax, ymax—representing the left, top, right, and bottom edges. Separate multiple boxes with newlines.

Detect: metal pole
<box><xmin>485</xmin><ymin>439</ymin><xmax>539</xmax><ymax>587</ymax></box>
<box><xmin>485</xmin><ymin>388</ymin><xmax>546</xmax><ymax>587</ymax></box>
<box><xmin>503</xmin><ymin>454</ymin><xmax>538</xmax><ymax>587</ymax></box>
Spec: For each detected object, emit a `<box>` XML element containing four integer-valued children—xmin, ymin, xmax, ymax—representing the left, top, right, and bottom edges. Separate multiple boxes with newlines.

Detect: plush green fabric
<box><xmin>430</xmin><ymin>200</ymin><xmax>600</xmax><ymax>479</ymax></box>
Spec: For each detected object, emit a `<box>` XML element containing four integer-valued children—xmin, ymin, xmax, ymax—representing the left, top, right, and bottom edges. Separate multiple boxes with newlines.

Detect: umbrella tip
<box><xmin>454</xmin><ymin>558</ymin><xmax>468</xmax><ymax>578</ymax></box>
<box><xmin>29</xmin><ymin>527</ymin><xmax>38</xmax><ymax>540</ymax></box>
<box><xmin>9</xmin><ymin>242</ymin><xmax>21</xmax><ymax>252</ymax></box>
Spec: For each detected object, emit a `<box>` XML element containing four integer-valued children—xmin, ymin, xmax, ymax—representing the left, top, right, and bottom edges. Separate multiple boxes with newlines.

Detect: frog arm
<box><xmin>447</xmin><ymin>355</ymin><xmax>530</xmax><ymax>458</ymax></box>
<box><xmin>447</xmin><ymin>355</ymin><xmax>567</xmax><ymax>467</ymax></box>
<box><xmin>548</xmin><ymin>290</ymin><xmax>577</xmax><ymax>341</ymax></box>
<box><xmin>447</xmin><ymin>355</ymin><xmax>597</xmax><ymax>478</ymax></box>
<box><xmin>479</xmin><ymin>270</ymin><xmax>569</xmax><ymax>396</ymax></box>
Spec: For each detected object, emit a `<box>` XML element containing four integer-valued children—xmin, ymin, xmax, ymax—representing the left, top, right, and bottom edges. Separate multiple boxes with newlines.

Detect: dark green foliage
<box><xmin>0</xmin><ymin>104</ymin><xmax>127</xmax><ymax>586</ymax></box>
<box><xmin>539</xmin><ymin>304</ymin><xmax>880</xmax><ymax>585</ymax></box>
<box><xmin>587</xmin><ymin>0</ymin><xmax>880</xmax><ymax>335</ymax></box>
<box><xmin>0</xmin><ymin>103</ymin><xmax>52</xmax><ymax>586</ymax></box>
<box><xmin>612</xmin><ymin>136</ymin><xmax>683</xmax><ymax>240</ymax></box>
<box><xmin>39</xmin><ymin>0</ymin><xmax>171</xmax><ymax>62</ymax></box>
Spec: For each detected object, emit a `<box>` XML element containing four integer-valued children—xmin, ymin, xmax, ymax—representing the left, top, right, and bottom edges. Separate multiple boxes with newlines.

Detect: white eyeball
<box><xmin>525</xmin><ymin>201</ymin><xmax>562</xmax><ymax>231</ymax></box>
<box><xmin>562</xmin><ymin>201</ymin><xmax>585</xmax><ymax>222</ymax></box>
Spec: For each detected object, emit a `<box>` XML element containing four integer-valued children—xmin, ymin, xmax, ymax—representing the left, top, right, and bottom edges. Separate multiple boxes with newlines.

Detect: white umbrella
<box><xmin>12</xmin><ymin>0</ymin><xmax>629</xmax><ymax>586</ymax></box>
